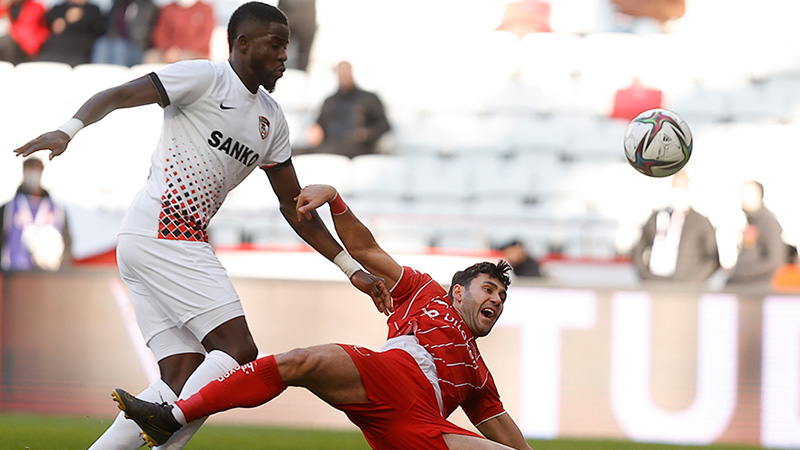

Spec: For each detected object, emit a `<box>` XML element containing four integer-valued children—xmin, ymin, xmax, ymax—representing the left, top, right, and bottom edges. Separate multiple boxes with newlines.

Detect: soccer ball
<box><xmin>623</xmin><ymin>108</ymin><xmax>693</xmax><ymax>178</ymax></box>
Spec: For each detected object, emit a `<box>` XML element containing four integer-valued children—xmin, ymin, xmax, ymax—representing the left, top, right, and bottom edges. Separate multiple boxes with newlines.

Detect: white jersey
<box><xmin>119</xmin><ymin>59</ymin><xmax>292</xmax><ymax>242</ymax></box>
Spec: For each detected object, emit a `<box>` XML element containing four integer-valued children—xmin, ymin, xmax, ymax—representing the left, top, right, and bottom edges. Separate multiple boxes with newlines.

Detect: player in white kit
<box><xmin>12</xmin><ymin>2</ymin><xmax>391</xmax><ymax>449</ymax></box>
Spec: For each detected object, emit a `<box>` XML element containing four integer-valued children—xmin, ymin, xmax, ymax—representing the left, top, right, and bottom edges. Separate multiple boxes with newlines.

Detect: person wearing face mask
<box><xmin>0</xmin><ymin>158</ymin><xmax>70</xmax><ymax>271</ymax></box>
<box><xmin>631</xmin><ymin>170</ymin><xmax>719</xmax><ymax>284</ymax></box>
<box><xmin>142</xmin><ymin>0</ymin><xmax>214</xmax><ymax>64</ymax></box>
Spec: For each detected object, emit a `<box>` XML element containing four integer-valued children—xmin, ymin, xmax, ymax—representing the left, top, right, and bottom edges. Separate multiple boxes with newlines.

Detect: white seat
<box><xmin>508</xmin><ymin>115</ymin><xmax>568</xmax><ymax>156</ymax></box>
<box><xmin>70</xmin><ymin>64</ymin><xmax>134</xmax><ymax>105</ymax></box>
<box><xmin>465</xmin><ymin>154</ymin><xmax>532</xmax><ymax>204</ymax></box>
<box><xmin>10</xmin><ymin>62</ymin><xmax>74</xmax><ymax>106</ymax></box>
<box><xmin>566</xmin><ymin>117</ymin><xmax>628</xmax><ymax>161</ymax></box>
<box><xmin>666</xmin><ymin>86</ymin><xmax>730</xmax><ymax>124</ymax></box>
<box><xmin>222</xmin><ymin>172</ymin><xmax>280</xmax><ymax>214</ymax></box>
<box><xmin>283</xmin><ymin>110</ymin><xmax>316</xmax><ymax>149</ymax></box>
<box><xmin>635</xmin><ymin>34</ymin><xmax>696</xmax><ymax>98</ymax></box>
<box><xmin>404</xmin><ymin>154</ymin><xmax>471</xmax><ymax>203</ymax></box>
<box><xmin>350</xmin><ymin>154</ymin><xmax>409</xmax><ymax>201</ymax></box>
<box><xmin>577</xmin><ymin>33</ymin><xmax>639</xmax><ymax>94</ymax></box>
<box><xmin>427</xmin><ymin>114</ymin><xmax>513</xmax><ymax>156</ymax></box>
<box><xmin>519</xmin><ymin>32</ymin><xmax>581</xmax><ymax>91</ymax></box>
<box><xmin>270</xmin><ymin>68</ymin><xmax>312</xmax><ymax>113</ymax></box>
<box><xmin>389</xmin><ymin>113</ymin><xmax>445</xmax><ymax>156</ymax></box>
<box><xmin>292</xmin><ymin>153</ymin><xmax>353</xmax><ymax>195</ymax></box>
<box><xmin>129</xmin><ymin>63</ymin><xmax>167</xmax><ymax>79</ymax></box>
<box><xmin>728</xmin><ymin>80</ymin><xmax>790</xmax><ymax>123</ymax></box>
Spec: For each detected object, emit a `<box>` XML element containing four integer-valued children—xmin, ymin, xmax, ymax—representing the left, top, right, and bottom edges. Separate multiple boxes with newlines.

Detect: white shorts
<box><xmin>116</xmin><ymin>233</ymin><xmax>244</xmax><ymax>360</ymax></box>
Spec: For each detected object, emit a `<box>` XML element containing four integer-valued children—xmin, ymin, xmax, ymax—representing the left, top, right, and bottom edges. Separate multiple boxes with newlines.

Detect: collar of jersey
<box><xmin>226</xmin><ymin>60</ymin><xmax>259</xmax><ymax>100</ymax></box>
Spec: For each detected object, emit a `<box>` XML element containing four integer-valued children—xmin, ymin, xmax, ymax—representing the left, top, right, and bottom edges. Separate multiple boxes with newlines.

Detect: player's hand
<box><xmin>13</xmin><ymin>131</ymin><xmax>70</xmax><ymax>160</ymax></box>
<box><xmin>350</xmin><ymin>269</ymin><xmax>393</xmax><ymax>316</ymax></box>
<box><xmin>295</xmin><ymin>184</ymin><xmax>337</xmax><ymax>221</ymax></box>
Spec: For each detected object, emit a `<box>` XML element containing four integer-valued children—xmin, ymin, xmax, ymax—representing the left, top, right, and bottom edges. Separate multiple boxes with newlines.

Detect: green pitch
<box><xmin>0</xmin><ymin>413</ymin><xmax>764</xmax><ymax>450</ymax></box>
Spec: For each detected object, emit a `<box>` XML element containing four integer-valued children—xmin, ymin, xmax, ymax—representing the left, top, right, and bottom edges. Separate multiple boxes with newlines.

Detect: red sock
<box><xmin>175</xmin><ymin>355</ymin><xmax>286</xmax><ymax>423</ymax></box>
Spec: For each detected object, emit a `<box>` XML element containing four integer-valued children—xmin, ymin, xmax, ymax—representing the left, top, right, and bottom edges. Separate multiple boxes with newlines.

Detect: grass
<box><xmin>0</xmin><ymin>413</ymin><xmax>766</xmax><ymax>450</ymax></box>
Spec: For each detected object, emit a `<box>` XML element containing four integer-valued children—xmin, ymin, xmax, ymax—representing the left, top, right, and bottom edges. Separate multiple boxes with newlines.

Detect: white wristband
<box><xmin>333</xmin><ymin>250</ymin><xmax>361</xmax><ymax>279</ymax></box>
<box><xmin>56</xmin><ymin>118</ymin><xmax>85</xmax><ymax>140</ymax></box>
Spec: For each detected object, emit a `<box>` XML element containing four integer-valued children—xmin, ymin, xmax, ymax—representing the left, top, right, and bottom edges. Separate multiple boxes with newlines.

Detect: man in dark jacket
<box><xmin>305</xmin><ymin>61</ymin><xmax>391</xmax><ymax>158</ymax></box>
<box><xmin>632</xmin><ymin>171</ymin><xmax>719</xmax><ymax>283</ymax></box>
<box><xmin>727</xmin><ymin>180</ymin><xmax>785</xmax><ymax>290</ymax></box>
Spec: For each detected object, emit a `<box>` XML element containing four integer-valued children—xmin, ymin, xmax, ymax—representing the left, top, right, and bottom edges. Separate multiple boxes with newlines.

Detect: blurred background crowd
<box><xmin>1</xmin><ymin>0</ymin><xmax>799</xmax><ymax>290</ymax></box>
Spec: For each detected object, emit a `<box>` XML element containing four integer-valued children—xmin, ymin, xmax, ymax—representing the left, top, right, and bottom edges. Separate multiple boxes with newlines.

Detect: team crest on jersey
<box><xmin>259</xmin><ymin>116</ymin><xmax>270</xmax><ymax>140</ymax></box>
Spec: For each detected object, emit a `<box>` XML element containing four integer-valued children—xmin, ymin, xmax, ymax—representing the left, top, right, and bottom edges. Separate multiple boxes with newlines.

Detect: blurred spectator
<box><xmin>611</xmin><ymin>77</ymin><xmax>663</xmax><ymax>121</ymax></box>
<box><xmin>278</xmin><ymin>0</ymin><xmax>315</xmax><ymax>72</ymax></box>
<box><xmin>727</xmin><ymin>180</ymin><xmax>785</xmax><ymax>290</ymax></box>
<box><xmin>631</xmin><ymin>171</ymin><xmax>720</xmax><ymax>283</ymax></box>
<box><xmin>0</xmin><ymin>158</ymin><xmax>70</xmax><ymax>271</ymax></box>
<box><xmin>0</xmin><ymin>0</ymin><xmax>49</xmax><ymax>64</ymax></box>
<box><xmin>91</xmin><ymin>0</ymin><xmax>159</xmax><ymax>66</ymax></box>
<box><xmin>771</xmin><ymin>244</ymin><xmax>800</xmax><ymax>293</ymax></box>
<box><xmin>143</xmin><ymin>0</ymin><xmax>213</xmax><ymax>64</ymax></box>
<box><xmin>611</xmin><ymin>0</ymin><xmax>685</xmax><ymax>23</ymax></box>
<box><xmin>304</xmin><ymin>61</ymin><xmax>390</xmax><ymax>158</ymax></box>
<box><xmin>496</xmin><ymin>0</ymin><xmax>551</xmax><ymax>39</ymax></box>
<box><xmin>498</xmin><ymin>239</ymin><xmax>543</xmax><ymax>278</ymax></box>
<box><xmin>36</xmin><ymin>0</ymin><xmax>104</xmax><ymax>66</ymax></box>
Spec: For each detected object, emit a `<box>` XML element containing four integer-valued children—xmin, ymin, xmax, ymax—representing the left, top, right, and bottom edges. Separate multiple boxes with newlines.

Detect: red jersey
<box><xmin>386</xmin><ymin>266</ymin><xmax>506</xmax><ymax>426</ymax></box>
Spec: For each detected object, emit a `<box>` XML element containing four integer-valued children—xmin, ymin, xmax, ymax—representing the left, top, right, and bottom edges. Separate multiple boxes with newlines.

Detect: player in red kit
<box><xmin>113</xmin><ymin>184</ymin><xmax>533</xmax><ymax>450</ymax></box>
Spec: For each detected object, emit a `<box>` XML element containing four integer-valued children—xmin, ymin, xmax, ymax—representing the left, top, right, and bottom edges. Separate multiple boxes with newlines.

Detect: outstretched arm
<box><xmin>477</xmin><ymin>413</ymin><xmax>534</xmax><ymax>450</ymax></box>
<box><xmin>266</xmin><ymin>169</ymin><xmax>392</xmax><ymax>314</ymax></box>
<box><xmin>13</xmin><ymin>76</ymin><xmax>161</xmax><ymax>160</ymax></box>
<box><xmin>296</xmin><ymin>184</ymin><xmax>403</xmax><ymax>290</ymax></box>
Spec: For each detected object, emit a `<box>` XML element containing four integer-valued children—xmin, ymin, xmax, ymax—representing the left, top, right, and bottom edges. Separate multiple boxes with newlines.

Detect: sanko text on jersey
<box><xmin>207</xmin><ymin>130</ymin><xmax>260</xmax><ymax>167</ymax></box>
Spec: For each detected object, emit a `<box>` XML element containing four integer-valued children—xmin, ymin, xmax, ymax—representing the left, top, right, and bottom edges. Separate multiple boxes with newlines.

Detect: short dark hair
<box><xmin>227</xmin><ymin>1</ymin><xmax>288</xmax><ymax>51</ymax></box>
<box><xmin>448</xmin><ymin>260</ymin><xmax>512</xmax><ymax>299</ymax></box>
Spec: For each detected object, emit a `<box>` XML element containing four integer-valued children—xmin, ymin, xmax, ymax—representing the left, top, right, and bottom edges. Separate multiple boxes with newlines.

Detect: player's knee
<box><xmin>278</xmin><ymin>347</ymin><xmax>322</xmax><ymax>384</ymax></box>
<box><xmin>228</xmin><ymin>339</ymin><xmax>259</xmax><ymax>365</ymax></box>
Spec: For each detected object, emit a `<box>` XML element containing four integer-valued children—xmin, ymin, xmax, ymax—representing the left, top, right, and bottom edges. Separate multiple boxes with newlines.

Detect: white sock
<box><xmin>155</xmin><ymin>350</ymin><xmax>240</xmax><ymax>450</ymax></box>
<box><xmin>171</xmin><ymin>404</ymin><xmax>188</xmax><ymax>426</ymax></box>
<box><xmin>87</xmin><ymin>379</ymin><xmax>177</xmax><ymax>450</ymax></box>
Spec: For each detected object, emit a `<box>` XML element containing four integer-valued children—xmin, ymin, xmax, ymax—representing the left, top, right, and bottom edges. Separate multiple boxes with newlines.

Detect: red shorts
<box><xmin>334</xmin><ymin>344</ymin><xmax>482</xmax><ymax>450</ymax></box>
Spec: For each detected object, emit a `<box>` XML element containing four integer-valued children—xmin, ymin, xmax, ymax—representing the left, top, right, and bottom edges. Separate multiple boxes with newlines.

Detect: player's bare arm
<box><xmin>13</xmin><ymin>76</ymin><xmax>160</xmax><ymax>160</ymax></box>
<box><xmin>267</xmin><ymin>168</ymin><xmax>391</xmax><ymax>313</ymax></box>
<box><xmin>476</xmin><ymin>413</ymin><xmax>534</xmax><ymax>450</ymax></box>
<box><xmin>296</xmin><ymin>184</ymin><xmax>403</xmax><ymax>290</ymax></box>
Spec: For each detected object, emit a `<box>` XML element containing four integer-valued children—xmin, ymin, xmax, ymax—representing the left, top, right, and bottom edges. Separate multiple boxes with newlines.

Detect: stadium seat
<box><xmin>566</xmin><ymin>117</ymin><xmax>628</xmax><ymax>162</ymax></box>
<box><xmin>283</xmin><ymin>110</ymin><xmax>316</xmax><ymax>149</ymax></box>
<box><xmin>666</xmin><ymin>86</ymin><xmax>729</xmax><ymax>124</ymax></box>
<box><xmin>269</xmin><ymin>68</ymin><xmax>312</xmax><ymax>113</ymax></box>
<box><xmin>388</xmin><ymin>113</ymin><xmax>446</xmax><ymax>156</ymax></box>
<box><xmin>728</xmin><ymin>80</ymin><xmax>791</xmax><ymax>123</ymax></box>
<box><xmin>425</xmin><ymin>114</ymin><xmax>514</xmax><ymax>156</ymax></box>
<box><xmin>292</xmin><ymin>153</ymin><xmax>354</xmax><ymax>195</ymax></box>
<box><xmin>404</xmin><ymin>154</ymin><xmax>472</xmax><ymax>204</ymax></box>
<box><xmin>578</xmin><ymin>32</ymin><xmax>639</xmax><ymax>96</ymax></box>
<box><xmin>10</xmin><ymin>62</ymin><xmax>74</xmax><ymax>107</ymax></box>
<box><xmin>70</xmin><ymin>64</ymin><xmax>135</xmax><ymax>105</ymax></box>
<box><xmin>129</xmin><ymin>63</ymin><xmax>167</xmax><ymax>79</ymax></box>
<box><xmin>548</xmin><ymin>0</ymin><xmax>610</xmax><ymax>34</ymax></box>
<box><xmin>465</xmin><ymin>154</ymin><xmax>533</xmax><ymax>204</ymax></box>
<box><xmin>507</xmin><ymin>115</ymin><xmax>568</xmax><ymax>156</ymax></box>
<box><xmin>519</xmin><ymin>32</ymin><xmax>581</xmax><ymax>91</ymax></box>
<box><xmin>349</xmin><ymin>154</ymin><xmax>409</xmax><ymax>202</ymax></box>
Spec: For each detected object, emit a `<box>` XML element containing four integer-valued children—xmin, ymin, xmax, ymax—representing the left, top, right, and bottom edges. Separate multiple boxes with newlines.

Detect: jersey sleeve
<box><xmin>460</xmin><ymin>371</ymin><xmax>507</xmax><ymax>427</ymax></box>
<box><xmin>389</xmin><ymin>267</ymin><xmax>448</xmax><ymax>311</ymax></box>
<box><xmin>258</xmin><ymin>104</ymin><xmax>292</xmax><ymax>169</ymax></box>
<box><xmin>152</xmin><ymin>60</ymin><xmax>216</xmax><ymax>108</ymax></box>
